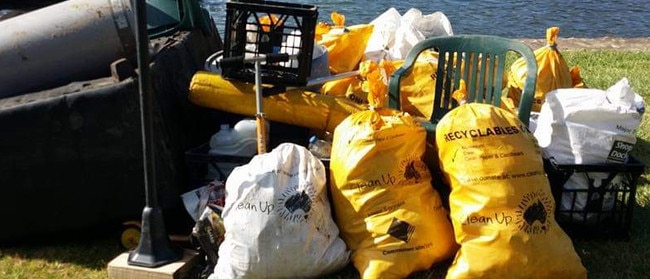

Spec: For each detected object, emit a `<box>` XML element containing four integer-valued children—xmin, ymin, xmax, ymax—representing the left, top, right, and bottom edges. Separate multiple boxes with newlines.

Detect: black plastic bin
<box><xmin>544</xmin><ymin>156</ymin><xmax>645</xmax><ymax>239</ymax></box>
<box><xmin>184</xmin><ymin>121</ymin><xmax>313</xmax><ymax>188</ymax></box>
<box><xmin>184</xmin><ymin>143</ymin><xmax>253</xmax><ymax>188</ymax></box>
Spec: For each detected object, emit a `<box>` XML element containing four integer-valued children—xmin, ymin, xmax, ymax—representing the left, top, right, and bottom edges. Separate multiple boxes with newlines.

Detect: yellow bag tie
<box><xmin>331</xmin><ymin>11</ymin><xmax>345</xmax><ymax>28</ymax></box>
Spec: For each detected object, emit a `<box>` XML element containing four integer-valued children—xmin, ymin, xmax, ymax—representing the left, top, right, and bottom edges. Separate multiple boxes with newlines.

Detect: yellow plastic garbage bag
<box><xmin>341</xmin><ymin>59</ymin><xmax>397</xmax><ymax>107</ymax></box>
<box><xmin>329</xmin><ymin>89</ymin><xmax>457</xmax><ymax>279</ymax></box>
<box><xmin>318</xmin><ymin>12</ymin><xmax>374</xmax><ymax>74</ymax></box>
<box><xmin>436</xmin><ymin>97</ymin><xmax>587</xmax><ymax>278</ymax></box>
<box><xmin>315</xmin><ymin>22</ymin><xmax>332</xmax><ymax>42</ymax></box>
<box><xmin>320</xmin><ymin>75</ymin><xmax>357</xmax><ymax>98</ymax></box>
<box><xmin>320</xmin><ymin>60</ymin><xmax>393</xmax><ymax>105</ymax></box>
<box><xmin>188</xmin><ymin>71</ymin><xmax>366</xmax><ymax>132</ymax></box>
<box><xmin>259</xmin><ymin>14</ymin><xmax>281</xmax><ymax>32</ymax></box>
<box><xmin>396</xmin><ymin>52</ymin><xmax>440</xmax><ymax>119</ymax></box>
<box><xmin>570</xmin><ymin>65</ymin><xmax>587</xmax><ymax>88</ymax></box>
<box><xmin>508</xmin><ymin>26</ymin><xmax>574</xmax><ymax>112</ymax></box>
<box><xmin>314</xmin><ymin>12</ymin><xmax>345</xmax><ymax>42</ymax></box>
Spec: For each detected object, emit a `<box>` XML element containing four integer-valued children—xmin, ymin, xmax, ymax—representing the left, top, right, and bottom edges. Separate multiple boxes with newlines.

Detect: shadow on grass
<box><xmin>571</xmin><ymin>173</ymin><xmax>650</xmax><ymax>279</ymax></box>
<box><xmin>318</xmin><ymin>258</ymin><xmax>452</xmax><ymax>279</ymax></box>
<box><xmin>631</xmin><ymin>137</ymin><xmax>650</xmax><ymax>167</ymax></box>
<box><xmin>572</xmin><ymin>206</ymin><xmax>650</xmax><ymax>279</ymax></box>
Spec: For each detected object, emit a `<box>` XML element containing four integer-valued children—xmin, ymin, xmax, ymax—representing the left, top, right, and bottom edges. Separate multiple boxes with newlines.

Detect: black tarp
<box><xmin>0</xmin><ymin>29</ymin><xmax>223</xmax><ymax>244</ymax></box>
<box><xmin>0</xmin><ymin>78</ymin><xmax>146</xmax><ymax>242</ymax></box>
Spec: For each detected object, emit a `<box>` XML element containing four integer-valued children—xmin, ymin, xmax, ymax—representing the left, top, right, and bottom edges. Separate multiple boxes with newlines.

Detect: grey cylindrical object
<box><xmin>0</xmin><ymin>0</ymin><xmax>135</xmax><ymax>98</ymax></box>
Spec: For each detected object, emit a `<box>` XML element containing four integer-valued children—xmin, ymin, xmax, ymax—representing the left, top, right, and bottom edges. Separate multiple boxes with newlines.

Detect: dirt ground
<box><xmin>519</xmin><ymin>37</ymin><xmax>650</xmax><ymax>51</ymax></box>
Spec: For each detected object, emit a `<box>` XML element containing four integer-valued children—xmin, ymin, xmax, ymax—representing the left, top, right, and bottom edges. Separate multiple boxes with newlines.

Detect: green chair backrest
<box><xmin>388</xmin><ymin>35</ymin><xmax>537</xmax><ymax>131</ymax></box>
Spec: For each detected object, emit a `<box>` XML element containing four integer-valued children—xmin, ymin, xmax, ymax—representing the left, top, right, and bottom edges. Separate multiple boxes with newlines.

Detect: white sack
<box><xmin>534</xmin><ymin>78</ymin><xmax>644</xmax><ymax>217</ymax></box>
<box><xmin>560</xmin><ymin>172</ymin><xmax>618</xmax><ymax>222</ymax></box>
<box><xmin>534</xmin><ymin>78</ymin><xmax>642</xmax><ymax>164</ymax></box>
<box><xmin>213</xmin><ymin>143</ymin><xmax>349</xmax><ymax>279</ymax></box>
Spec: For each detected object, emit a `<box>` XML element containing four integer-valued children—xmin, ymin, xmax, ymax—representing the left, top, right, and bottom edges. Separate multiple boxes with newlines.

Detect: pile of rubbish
<box><xmin>183</xmin><ymin>5</ymin><xmax>646</xmax><ymax>279</ymax></box>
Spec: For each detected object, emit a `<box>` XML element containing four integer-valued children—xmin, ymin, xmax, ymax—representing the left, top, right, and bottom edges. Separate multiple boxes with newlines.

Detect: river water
<box><xmin>202</xmin><ymin>0</ymin><xmax>650</xmax><ymax>38</ymax></box>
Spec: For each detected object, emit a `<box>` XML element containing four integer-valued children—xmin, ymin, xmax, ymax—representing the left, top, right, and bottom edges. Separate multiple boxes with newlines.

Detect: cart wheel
<box><xmin>120</xmin><ymin>221</ymin><xmax>141</xmax><ymax>250</ymax></box>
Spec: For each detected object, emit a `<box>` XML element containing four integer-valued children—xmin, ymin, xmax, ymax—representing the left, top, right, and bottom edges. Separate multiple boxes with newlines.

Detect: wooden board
<box><xmin>107</xmin><ymin>249</ymin><xmax>201</xmax><ymax>279</ymax></box>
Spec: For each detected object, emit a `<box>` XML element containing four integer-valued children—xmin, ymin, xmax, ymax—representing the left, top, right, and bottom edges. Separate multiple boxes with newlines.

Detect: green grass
<box><xmin>0</xmin><ymin>236</ymin><xmax>123</xmax><ymax>279</ymax></box>
<box><xmin>570</xmin><ymin>53</ymin><xmax>650</xmax><ymax>279</ymax></box>
<box><xmin>1</xmin><ymin>50</ymin><xmax>649</xmax><ymax>279</ymax></box>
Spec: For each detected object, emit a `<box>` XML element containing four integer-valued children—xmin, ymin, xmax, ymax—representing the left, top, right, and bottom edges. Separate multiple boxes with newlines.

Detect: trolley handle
<box><xmin>218</xmin><ymin>53</ymin><xmax>297</xmax><ymax>68</ymax></box>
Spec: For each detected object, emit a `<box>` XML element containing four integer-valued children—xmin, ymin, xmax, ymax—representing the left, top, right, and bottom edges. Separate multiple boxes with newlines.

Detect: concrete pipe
<box><xmin>0</xmin><ymin>0</ymin><xmax>135</xmax><ymax>98</ymax></box>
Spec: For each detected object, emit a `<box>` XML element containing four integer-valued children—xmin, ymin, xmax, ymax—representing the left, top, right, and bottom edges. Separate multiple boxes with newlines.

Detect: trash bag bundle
<box><xmin>321</xmin><ymin>52</ymin><xmax>438</xmax><ymax>119</ymax></box>
<box><xmin>436</xmin><ymin>100</ymin><xmax>587</xmax><ymax>279</ymax></box>
<box><xmin>322</xmin><ymin>59</ymin><xmax>398</xmax><ymax>106</ymax></box>
<box><xmin>212</xmin><ymin>143</ymin><xmax>349</xmax><ymax>279</ymax></box>
<box><xmin>507</xmin><ymin>26</ymin><xmax>584</xmax><ymax>113</ymax></box>
<box><xmin>329</xmin><ymin>102</ymin><xmax>457</xmax><ymax>278</ymax></box>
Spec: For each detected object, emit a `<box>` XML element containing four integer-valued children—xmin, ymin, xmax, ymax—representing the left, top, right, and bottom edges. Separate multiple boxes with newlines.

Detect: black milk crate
<box><xmin>184</xmin><ymin>143</ymin><xmax>253</xmax><ymax>188</ymax></box>
<box><xmin>543</xmin><ymin>156</ymin><xmax>645</xmax><ymax>239</ymax></box>
<box><xmin>222</xmin><ymin>0</ymin><xmax>318</xmax><ymax>86</ymax></box>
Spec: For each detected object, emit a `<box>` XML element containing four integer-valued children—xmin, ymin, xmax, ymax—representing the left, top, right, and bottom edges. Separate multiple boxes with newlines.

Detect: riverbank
<box><xmin>519</xmin><ymin>37</ymin><xmax>650</xmax><ymax>51</ymax></box>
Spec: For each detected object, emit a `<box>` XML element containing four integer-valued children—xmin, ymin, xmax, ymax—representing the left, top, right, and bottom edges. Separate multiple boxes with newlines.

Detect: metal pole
<box><xmin>128</xmin><ymin>0</ymin><xmax>181</xmax><ymax>267</ymax></box>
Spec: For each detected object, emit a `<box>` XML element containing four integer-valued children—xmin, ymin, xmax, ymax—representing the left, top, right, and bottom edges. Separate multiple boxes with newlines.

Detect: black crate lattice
<box><xmin>544</xmin><ymin>156</ymin><xmax>645</xmax><ymax>239</ymax></box>
<box><xmin>222</xmin><ymin>0</ymin><xmax>318</xmax><ymax>86</ymax></box>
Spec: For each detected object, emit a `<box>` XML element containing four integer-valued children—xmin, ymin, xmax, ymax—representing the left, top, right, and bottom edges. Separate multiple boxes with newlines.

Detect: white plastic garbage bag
<box><xmin>560</xmin><ymin>172</ymin><xmax>619</xmax><ymax>222</ymax></box>
<box><xmin>391</xmin><ymin>9</ymin><xmax>427</xmax><ymax>61</ymax></box>
<box><xmin>363</xmin><ymin>8</ymin><xmax>401</xmax><ymax>62</ymax></box>
<box><xmin>212</xmin><ymin>143</ymin><xmax>349</xmax><ymax>279</ymax></box>
<box><xmin>415</xmin><ymin>10</ymin><xmax>454</xmax><ymax>39</ymax></box>
<box><xmin>364</xmin><ymin>7</ymin><xmax>453</xmax><ymax>62</ymax></box>
<box><xmin>534</xmin><ymin>78</ymin><xmax>643</xmax><ymax>164</ymax></box>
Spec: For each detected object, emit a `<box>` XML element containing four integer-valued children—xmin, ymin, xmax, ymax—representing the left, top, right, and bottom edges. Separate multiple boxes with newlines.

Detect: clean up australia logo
<box><xmin>276</xmin><ymin>183</ymin><xmax>316</xmax><ymax>223</ymax></box>
<box><xmin>515</xmin><ymin>189</ymin><xmax>554</xmax><ymax>235</ymax></box>
<box><xmin>398</xmin><ymin>154</ymin><xmax>428</xmax><ymax>184</ymax></box>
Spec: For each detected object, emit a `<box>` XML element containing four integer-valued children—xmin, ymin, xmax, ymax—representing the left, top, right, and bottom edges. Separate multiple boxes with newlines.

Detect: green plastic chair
<box><xmin>388</xmin><ymin>35</ymin><xmax>537</xmax><ymax>132</ymax></box>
